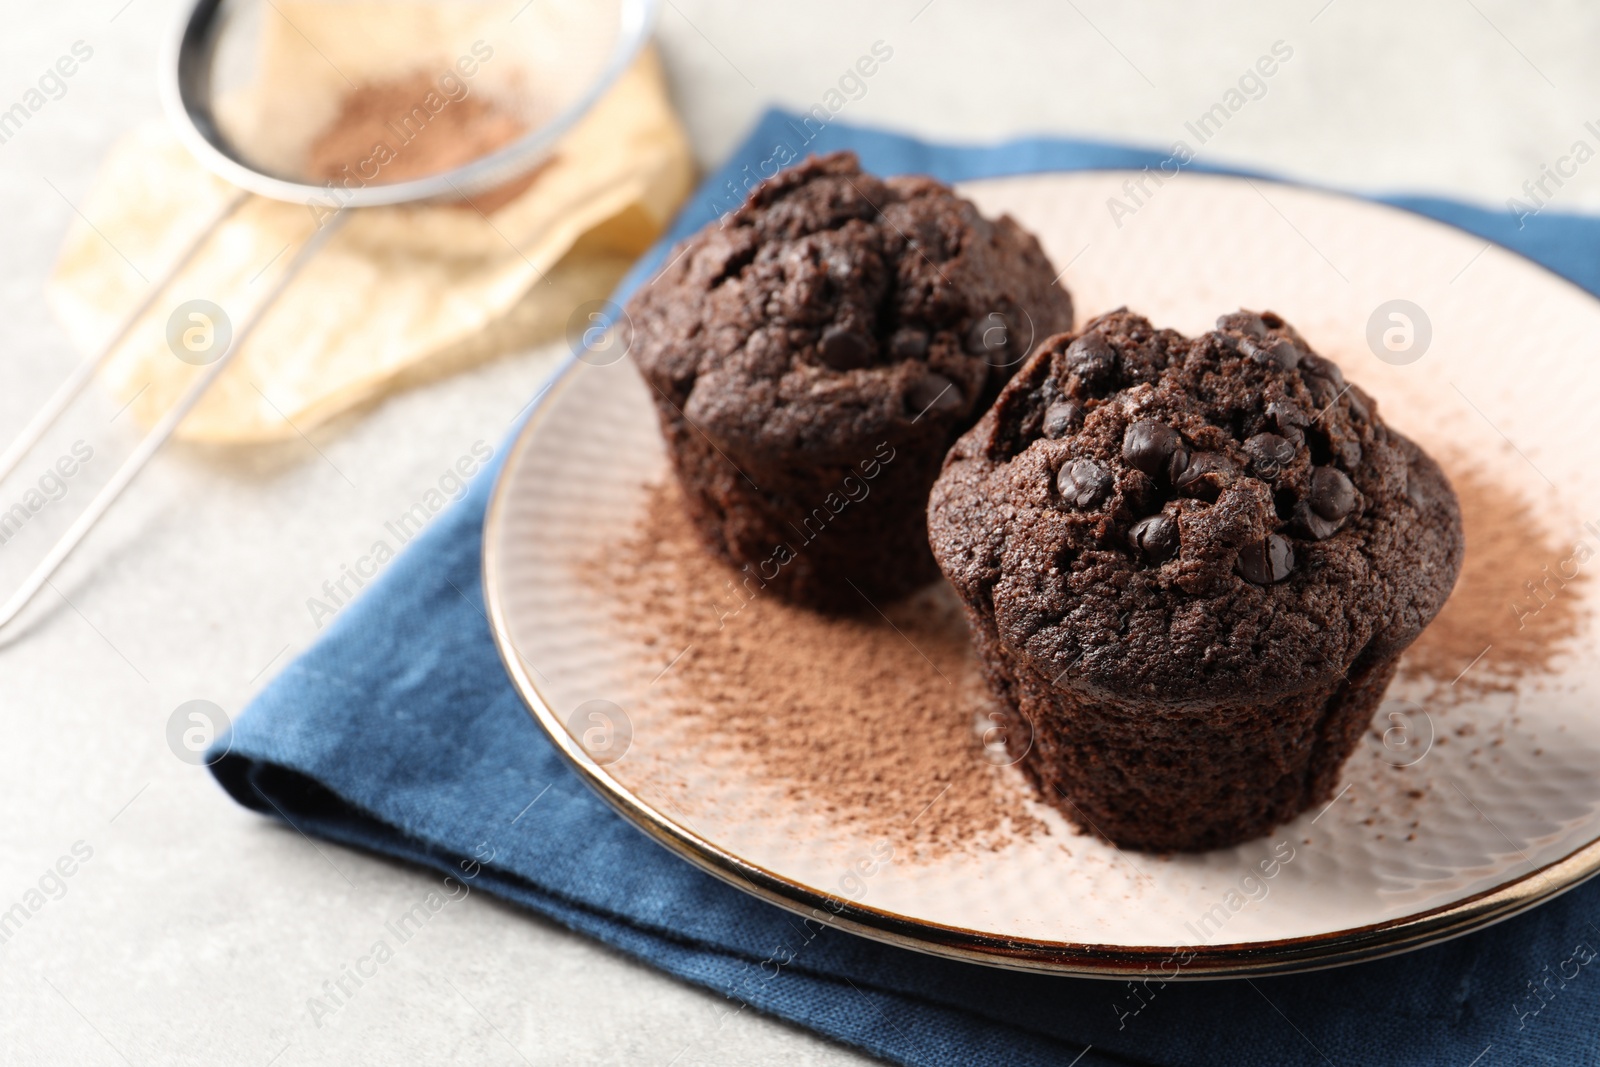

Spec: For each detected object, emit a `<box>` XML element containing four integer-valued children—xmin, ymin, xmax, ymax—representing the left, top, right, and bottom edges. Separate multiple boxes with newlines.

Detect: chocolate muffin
<box><xmin>626</xmin><ymin>151</ymin><xmax>1074</xmax><ymax>611</ymax></box>
<box><xmin>928</xmin><ymin>309</ymin><xmax>1463</xmax><ymax>851</ymax></box>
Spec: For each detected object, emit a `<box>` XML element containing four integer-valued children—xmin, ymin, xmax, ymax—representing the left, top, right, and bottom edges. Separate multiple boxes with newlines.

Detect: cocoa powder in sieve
<box><xmin>306</xmin><ymin>71</ymin><xmax>536</xmax><ymax>212</ymax></box>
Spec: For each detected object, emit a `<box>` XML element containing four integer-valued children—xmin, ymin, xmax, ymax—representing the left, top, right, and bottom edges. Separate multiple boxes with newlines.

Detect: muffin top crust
<box><xmin>928</xmin><ymin>308</ymin><xmax>1464</xmax><ymax>704</ymax></box>
<box><xmin>627</xmin><ymin>151</ymin><xmax>1074</xmax><ymax>461</ymax></box>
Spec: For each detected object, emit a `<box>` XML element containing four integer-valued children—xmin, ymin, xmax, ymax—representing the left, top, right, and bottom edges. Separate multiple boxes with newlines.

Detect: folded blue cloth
<box><xmin>213</xmin><ymin>109</ymin><xmax>1600</xmax><ymax>1066</ymax></box>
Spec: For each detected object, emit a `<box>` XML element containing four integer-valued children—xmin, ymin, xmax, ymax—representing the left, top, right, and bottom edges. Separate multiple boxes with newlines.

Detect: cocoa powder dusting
<box><xmin>585</xmin><ymin>481</ymin><xmax>1046</xmax><ymax>858</ymax></box>
<box><xmin>1398</xmin><ymin>463</ymin><xmax>1590</xmax><ymax>701</ymax></box>
<box><xmin>306</xmin><ymin>72</ymin><xmax>535</xmax><ymax>212</ymax></box>
<box><xmin>583</xmin><ymin>464</ymin><xmax>1588</xmax><ymax>857</ymax></box>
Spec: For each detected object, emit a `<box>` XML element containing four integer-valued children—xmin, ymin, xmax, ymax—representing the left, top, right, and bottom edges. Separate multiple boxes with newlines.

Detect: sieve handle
<box><xmin>0</xmin><ymin>190</ymin><xmax>250</xmax><ymax>483</ymax></box>
<box><xmin>0</xmin><ymin>209</ymin><xmax>349</xmax><ymax>631</ymax></box>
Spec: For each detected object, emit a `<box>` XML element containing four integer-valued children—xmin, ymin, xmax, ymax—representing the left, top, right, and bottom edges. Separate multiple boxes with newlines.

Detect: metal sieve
<box><xmin>0</xmin><ymin>0</ymin><xmax>658</xmax><ymax>629</ymax></box>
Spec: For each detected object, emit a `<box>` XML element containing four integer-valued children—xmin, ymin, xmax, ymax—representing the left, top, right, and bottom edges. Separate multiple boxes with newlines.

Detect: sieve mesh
<box><xmin>169</xmin><ymin>0</ymin><xmax>646</xmax><ymax>205</ymax></box>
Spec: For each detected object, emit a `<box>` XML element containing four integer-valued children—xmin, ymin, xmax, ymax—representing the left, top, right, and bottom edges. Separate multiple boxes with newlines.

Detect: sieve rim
<box><xmin>159</xmin><ymin>0</ymin><xmax>661</xmax><ymax>210</ymax></box>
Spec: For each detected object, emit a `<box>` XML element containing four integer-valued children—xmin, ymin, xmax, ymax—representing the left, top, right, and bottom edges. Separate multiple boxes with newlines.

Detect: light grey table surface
<box><xmin>1</xmin><ymin>2</ymin><xmax>1595</xmax><ymax>1063</ymax></box>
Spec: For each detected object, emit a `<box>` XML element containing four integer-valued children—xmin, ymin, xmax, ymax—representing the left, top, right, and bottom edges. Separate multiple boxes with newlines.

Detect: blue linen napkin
<box><xmin>212</xmin><ymin>109</ymin><xmax>1600</xmax><ymax>1067</ymax></box>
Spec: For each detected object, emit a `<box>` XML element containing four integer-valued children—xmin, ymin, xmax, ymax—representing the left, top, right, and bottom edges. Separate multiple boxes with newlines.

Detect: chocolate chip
<box><xmin>1304</xmin><ymin>374</ymin><xmax>1341</xmax><ymax>409</ymax></box>
<box><xmin>890</xmin><ymin>327</ymin><xmax>928</xmax><ymax>360</ymax></box>
<box><xmin>1063</xmin><ymin>332</ymin><xmax>1117</xmax><ymax>388</ymax></box>
<box><xmin>1166</xmin><ymin>447</ymin><xmax>1191</xmax><ymax>483</ymax></box>
<box><xmin>1338</xmin><ymin>436</ymin><xmax>1362</xmax><ymax>470</ymax></box>
<box><xmin>1265</xmin><ymin>399</ymin><xmax>1308</xmax><ymax>435</ymax></box>
<box><xmin>1240</xmin><ymin>336</ymin><xmax>1301</xmax><ymax>371</ymax></box>
<box><xmin>1041</xmin><ymin>400</ymin><xmax>1085</xmax><ymax>439</ymax></box>
<box><xmin>1293</xmin><ymin>500</ymin><xmax>1343</xmax><ymax>540</ymax></box>
<box><xmin>1244</xmin><ymin>432</ymin><xmax>1296</xmax><ymax>477</ymax></box>
<box><xmin>1129</xmin><ymin>514</ymin><xmax>1179</xmax><ymax>562</ymax></box>
<box><xmin>1216</xmin><ymin>311</ymin><xmax>1268</xmax><ymax>338</ymax></box>
<box><xmin>906</xmin><ymin>373</ymin><xmax>962</xmax><ymax>417</ymax></box>
<box><xmin>966</xmin><ymin>312</ymin><xmax>1009</xmax><ymax>360</ymax></box>
<box><xmin>1346</xmin><ymin>388</ymin><xmax>1370</xmax><ymax>423</ymax></box>
<box><xmin>1309</xmin><ymin>466</ymin><xmax>1356</xmax><ymax>520</ymax></box>
<box><xmin>818</xmin><ymin>325</ymin><xmax>874</xmax><ymax>370</ymax></box>
<box><xmin>1121</xmin><ymin>420</ymin><xmax>1183</xmax><ymax>478</ymax></box>
<box><xmin>1236</xmin><ymin>534</ymin><xmax>1295</xmax><ymax>584</ymax></box>
<box><xmin>1057</xmin><ymin>458</ymin><xmax>1113</xmax><ymax>509</ymax></box>
<box><xmin>1298</xmin><ymin>352</ymin><xmax>1345</xmax><ymax>386</ymax></box>
<box><xmin>1173</xmin><ymin>451</ymin><xmax>1239</xmax><ymax>500</ymax></box>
